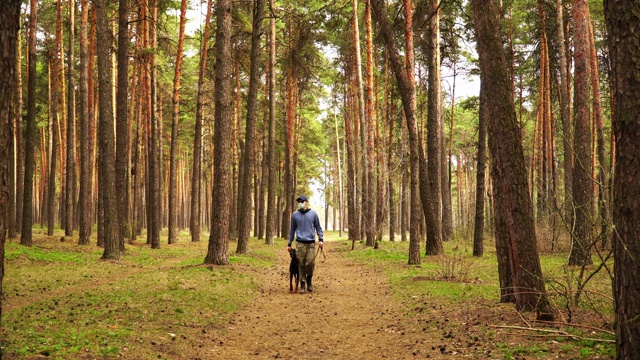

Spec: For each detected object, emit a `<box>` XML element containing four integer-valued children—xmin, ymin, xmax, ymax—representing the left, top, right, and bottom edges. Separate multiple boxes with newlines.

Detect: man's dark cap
<box><xmin>296</xmin><ymin>195</ymin><xmax>308</xmax><ymax>202</ymax></box>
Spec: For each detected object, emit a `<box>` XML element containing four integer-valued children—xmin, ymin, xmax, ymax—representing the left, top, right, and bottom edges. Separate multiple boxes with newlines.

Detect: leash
<box><xmin>311</xmin><ymin>245</ymin><xmax>326</xmax><ymax>264</ymax></box>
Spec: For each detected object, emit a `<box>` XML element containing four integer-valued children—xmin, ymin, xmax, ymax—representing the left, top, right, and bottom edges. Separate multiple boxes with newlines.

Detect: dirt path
<box><xmin>205</xmin><ymin>241</ymin><xmax>439</xmax><ymax>360</ymax></box>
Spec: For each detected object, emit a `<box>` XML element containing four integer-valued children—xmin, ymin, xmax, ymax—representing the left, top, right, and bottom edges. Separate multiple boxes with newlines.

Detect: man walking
<box><xmin>287</xmin><ymin>195</ymin><xmax>324</xmax><ymax>294</ymax></box>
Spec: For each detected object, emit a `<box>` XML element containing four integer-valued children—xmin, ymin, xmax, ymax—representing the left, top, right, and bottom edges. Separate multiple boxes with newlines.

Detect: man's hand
<box><xmin>318</xmin><ymin>242</ymin><xmax>324</xmax><ymax>249</ymax></box>
<box><xmin>287</xmin><ymin>246</ymin><xmax>292</xmax><ymax>252</ymax></box>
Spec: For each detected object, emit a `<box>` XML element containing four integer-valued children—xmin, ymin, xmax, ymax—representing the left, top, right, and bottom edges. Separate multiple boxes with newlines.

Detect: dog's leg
<box><xmin>289</xmin><ymin>273</ymin><xmax>294</xmax><ymax>293</ymax></box>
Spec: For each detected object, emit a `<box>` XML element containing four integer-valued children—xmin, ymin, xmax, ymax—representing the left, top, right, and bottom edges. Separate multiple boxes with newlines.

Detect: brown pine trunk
<box><xmin>473</xmin><ymin>81</ymin><xmax>487</xmax><ymax>257</ymax></box>
<box><xmin>556</xmin><ymin>0</ymin><xmax>573</xmax><ymax>225</ymax></box>
<box><xmin>147</xmin><ymin>0</ymin><xmax>161</xmax><ymax>249</ymax></box>
<box><xmin>15</xmin><ymin>18</ymin><xmax>24</xmax><ymax>236</ymax></box>
<box><xmin>471</xmin><ymin>0</ymin><xmax>553</xmax><ymax>320</ymax></box>
<box><xmin>205</xmin><ymin>0</ymin><xmax>233</xmax><ymax>265</ymax></box>
<box><xmin>95</xmin><ymin>0</ymin><xmax>120</xmax><ymax>259</ymax></box>
<box><xmin>190</xmin><ymin>0</ymin><xmax>212</xmax><ymax>242</ymax></box>
<box><xmin>168</xmin><ymin>0</ymin><xmax>188</xmax><ymax>245</ymax></box>
<box><xmin>281</xmin><ymin>22</ymin><xmax>295</xmax><ymax>240</ymax></box>
<box><xmin>568</xmin><ymin>0</ymin><xmax>593</xmax><ymax>266</ymax></box>
<box><xmin>344</xmin><ymin>71</ymin><xmax>357</xmax><ymax>244</ymax></box>
<box><xmin>371</xmin><ymin>0</ymin><xmax>422</xmax><ymax>264</ymax></box>
<box><xmin>89</xmin><ymin>5</ymin><xmax>97</xmax><ymax>232</ymax></box>
<box><xmin>350</xmin><ymin>0</ymin><xmax>365</xmax><ymax>243</ymax></box>
<box><xmin>237</xmin><ymin>0</ymin><xmax>265</xmax><ymax>253</ymax></box>
<box><xmin>364</xmin><ymin>0</ymin><xmax>376</xmax><ymax>247</ymax></box>
<box><xmin>57</xmin><ymin>2</ymin><xmax>67</xmax><ymax>232</ymax></box>
<box><xmin>78</xmin><ymin>0</ymin><xmax>92</xmax><ymax>245</ymax></box>
<box><xmin>605</xmin><ymin>2</ymin><xmax>640</xmax><ymax>357</ymax></box>
<box><xmin>425</xmin><ymin>0</ymin><xmax>443</xmax><ymax>255</ymax></box>
<box><xmin>588</xmin><ymin>21</ymin><xmax>609</xmax><ymax>249</ymax></box>
<box><xmin>264</xmin><ymin>0</ymin><xmax>277</xmax><ymax>245</ymax></box>
<box><xmin>229</xmin><ymin>61</ymin><xmax>240</xmax><ymax>240</ymax></box>
<box><xmin>9</xmin><ymin>23</ymin><xmax>21</xmax><ymax>240</ymax></box>
<box><xmin>65</xmin><ymin>0</ymin><xmax>76</xmax><ymax>237</ymax></box>
<box><xmin>48</xmin><ymin>18</ymin><xmax>61</xmax><ymax>237</ymax></box>
<box><xmin>387</xmin><ymin>72</ymin><xmax>396</xmax><ymax>242</ymax></box>
<box><xmin>116</xmin><ymin>0</ymin><xmax>130</xmax><ymax>249</ymax></box>
<box><xmin>1</xmin><ymin>0</ymin><xmax>21</xmax><ymax>333</ymax></box>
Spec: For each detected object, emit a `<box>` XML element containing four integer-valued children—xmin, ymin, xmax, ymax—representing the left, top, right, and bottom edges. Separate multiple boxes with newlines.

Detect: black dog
<box><xmin>289</xmin><ymin>249</ymin><xmax>299</xmax><ymax>293</ymax></box>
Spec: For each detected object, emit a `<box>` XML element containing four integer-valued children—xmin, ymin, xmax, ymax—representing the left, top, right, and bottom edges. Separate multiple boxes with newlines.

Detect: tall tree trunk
<box><xmin>425</xmin><ymin>0</ymin><xmax>443</xmax><ymax>255</ymax></box>
<box><xmin>264</xmin><ymin>0</ymin><xmax>277</xmax><ymax>245</ymax></box>
<box><xmin>237</xmin><ymin>0</ymin><xmax>265</xmax><ymax>253</ymax></box>
<box><xmin>147</xmin><ymin>0</ymin><xmax>161</xmax><ymax>249</ymax></box>
<box><xmin>351</xmin><ymin>0</ymin><xmax>366</xmax><ymax>243</ymax></box>
<box><xmin>168</xmin><ymin>0</ymin><xmax>188</xmax><ymax>245</ymax></box>
<box><xmin>568</xmin><ymin>0</ymin><xmax>593</xmax><ymax>266</ymax></box>
<box><xmin>191</xmin><ymin>0</ymin><xmax>212</xmax><ymax>243</ymax></box>
<box><xmin>205</xmin><ymin>0</ymin><xmax>233</xmax><ymax>265</ymax></box>
<box><xmin>605</xmin><ymin>2</ymin><xmax>640</xmax><ymax>357</ymax></box>
<box><xmin>471</xmin><ymin>0</ymin><xmax>553</xmax><ymax>320</ymax></box>
<box><xmin>556</xmin><ymin>0</ymin><xmax>573</xmax><ymax>226</ymax></box>
<box><xmin>15</xmin><ymin>18</ymin><xmax>24</xmax><ymax>237</ymax></box>
<box><xmin>95</xmin><ymin>0</ymin><xmax>120</xmax><ymax>259</ymax></box>
<box><xmin>116</xmin><ymin>0</ymin><xmax>130</xmax><ymax>249</ymax></box>
<box><xmin>334</xmin><ymin>112</ymin><xmax>344</xmax><ymax>238</ymax></box>
<box><xmin>588</xmin><ymin>21</ymin><xmax>609</xmax><ymax>249</ymax></box>
<box><xmin>473</xmin><ymin>81</ymin><xmax>487</xmax><ymax>257</ymax></box>
<box><xmin>9</xmin><ymin>23</ymin><xmax>21</xmax><ymax>240</ymax></box>
<box><xmin>387</xmin><ymin>72</ymin><xmax>396</xmax><ymax>242</ymax></box>
<box><xmin>65</xmin><ymin>0</ymin><xmax>76</xmax><ymax>237</ymax></box>
<box><xmin>48</xmin><ymin>8</ymin><xmax>61</xmax><ymax>237</ymax></box>
<box><xmin>78</xmin><ymin>0</ymin><xmax>92</xmax><ymax>245</ymax></box>
<box><xmin>281</xmin><ymin>21</ymin><xmax>295</xmax><ymax>240</ymax></box>
<box><xmin>371</xmin><ymin>0</ymin><xmax>422</xmax><ymax>264</ymax></box>
<box><xmin>1</xmin><ymin>0</ymin><xmax>21</xmax><ymax>341</ymax></box>
<box><xmin>364</xmin><ymin>0</ymin><xmax>376</xmax><ymax>247</ymax></box>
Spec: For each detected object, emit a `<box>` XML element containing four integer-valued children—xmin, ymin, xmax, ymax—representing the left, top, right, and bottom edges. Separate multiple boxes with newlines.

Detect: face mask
<box><xmin>298</xmin><ymin>202</ymin><xmax>305</xmax><ymax>210</ymax></box>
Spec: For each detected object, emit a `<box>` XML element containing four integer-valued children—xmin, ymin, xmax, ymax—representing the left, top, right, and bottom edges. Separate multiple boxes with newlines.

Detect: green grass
<box><xmin>2</xmin><ymin>228</ymin><xmax>281</xmax><ymax>359</ymax></box>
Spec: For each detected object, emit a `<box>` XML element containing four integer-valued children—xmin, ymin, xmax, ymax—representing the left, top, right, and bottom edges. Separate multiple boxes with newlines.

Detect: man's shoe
<box><xmin>306</xmin><ymin>276</ymin><xmax>313</xmax><ymax>292</ymax></box>
<box><xmin>299</xmin><ymin>281</ymin><xmax>306</xmax><ymax>294</ymax></box>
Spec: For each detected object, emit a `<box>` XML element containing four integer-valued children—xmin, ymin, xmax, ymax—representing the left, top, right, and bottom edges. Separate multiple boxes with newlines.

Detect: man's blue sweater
<box><xmin>288</xmin><ymin>208</ymin><xmax>324</xmax><ymax>246</ymax></box>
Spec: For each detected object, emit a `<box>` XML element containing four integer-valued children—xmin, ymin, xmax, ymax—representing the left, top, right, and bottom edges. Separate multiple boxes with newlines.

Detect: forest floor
<box><xmin>185</xmin><ymin>240</ymin><xmax>614</xmax><ymax>360</ymax></box>
<box><xmin>2</xmin><ymin>230</ymin><xmax>615</xmax><ymax>359</ymax></box>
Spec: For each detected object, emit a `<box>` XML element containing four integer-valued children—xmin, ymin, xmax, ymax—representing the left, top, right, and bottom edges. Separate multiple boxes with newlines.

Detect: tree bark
<box><xmin>556</xmin><ymin>0</ymin><xmax>573</xmax><ymax>226</ymax></box>
<box><xmin>605</xmin><ymin>2</ymin><xmax>640</xmax><ymax>358</ymax></box>
<box><xmin>78</xmin><ymin>0</ymin><xmax>92</xmax><ymax>245</ymax></box>
<box><xmin>371</xmin><ymin>0</ymin><xmax>423</xmax><ymax>264</ymax></box>
<box><xmin>190</xmin><ymin>0</ymin><xmax>213</xmax><ymax>243</ymax></box>
<box><xmin>205</xmin><ymin>0</ymin><xmax>233</xmax><ymax>265</ymax></box>
<box><xmin>364</xmin><ymin>0</ymin><xmax>376</xmax><ymax>247</ymax></box>
<box><xmin>9</xmin><ymin>23</ymin><xmax>21</xmax><ymax>240</ymax></box>
<box><xmin>48</xmin><ymin>5</ymin><xmax>61</xmax><ymax>238</ymax></box>
<box><xmin>15</xmin><ymin>18</ymin><xmax>24</xmax><ymax>237</ymax></box>
<box><xmin>237</xmin><ymin>0</ymin><xmax>265</xmax><ymax>254</ymax></box>
<box><xmin>1</xmin><ymin>0</ymin><xmax>21</xmax><ymax>336</ymax></box>
<box><xmin>147</xmin><ymin>0</ymin><xmax>161</xmax><ymax>249</ymax></box>
<box><xmin>189</xmin><ymin>0</ymin><xmax>213</xmax><ymax>241</ymax></box>
<box><xmin>168</xmin><ymin>0</ymin><xmax>188</xmax><ymax>245</ymax></box>
<box><xmin>264</xmin><ymin>0</ymin><xmax>277</xmax><ymax>245</ymax></box>
<box><xmin>473</xmin><ymin>81</ymin><xmax>487</xmax><ymax>257</ymax></box>
<box><xmin>425</xmin><ymin>0</ymin><xmax>443</xmax><ymax>255</ymax></box>
<box><xmin>95</xmin><ymin>0</ymin><xmax>120</xmax><ymax>259</ymax></box>
<box><xmin>471</xmin><ymin>0</ymin><xmax>553</xmax><ymax>320</ymax></box>
<box><xmin>116</xmin><ymin>0</ymin><xmax>130</xmax><ymax>249</ymax></box>
<box><xmin>588</xmin><ymin>21</ymin><xmax>609</xmax><ymax>249</ymax></box>
<box><xmin>568</xmin><ymin>0</ymin><xmax>593</xmax><ymax>266</ymax></box>
<box><xmin>66</xmin><ymin>0</ymin><xmax>76</xmax><ymax>237</ymax></box>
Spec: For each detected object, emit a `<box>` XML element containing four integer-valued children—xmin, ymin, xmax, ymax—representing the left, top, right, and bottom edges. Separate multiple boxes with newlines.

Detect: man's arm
<box><xmin>314</xmin><ymin>212</ymin><xmax>324</xmax><ymax>246</ymax></box>
<box><xmin>287</xmin><ymin>215</ymin><xmax>297</xmax><ymax>248</ymax></box>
